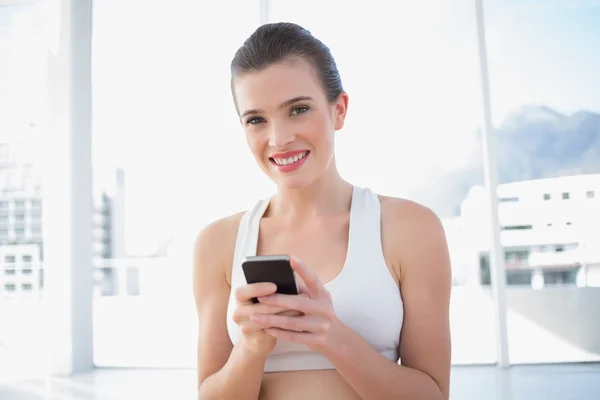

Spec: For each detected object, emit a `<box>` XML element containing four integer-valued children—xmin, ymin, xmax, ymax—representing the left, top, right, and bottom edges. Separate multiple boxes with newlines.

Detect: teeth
<box><xmin>273</xmin><ymin>151</ymin><xmax>307</xmax><ymax>166</ymax></box>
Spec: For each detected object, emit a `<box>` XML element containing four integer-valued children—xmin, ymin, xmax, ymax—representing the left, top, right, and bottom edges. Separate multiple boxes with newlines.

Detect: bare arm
<box><xmin>324</xmin><ymin>203</ymin><xmax>452</xmax><ymax>399</ymax></box>
<box><xmin>194</xmin><ymin>216</ymin><xmax>269</xmax><ymax>400</ymax></box>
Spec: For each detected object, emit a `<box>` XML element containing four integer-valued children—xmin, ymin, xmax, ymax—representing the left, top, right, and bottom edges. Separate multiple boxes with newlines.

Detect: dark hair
<box><xmin>230</xmin><ymin>22</ymin><xmax>344</xmax><ymax>104</ymax></box>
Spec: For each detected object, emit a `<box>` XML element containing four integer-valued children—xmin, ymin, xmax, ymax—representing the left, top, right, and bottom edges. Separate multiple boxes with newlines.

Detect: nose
<box><xmin>268</xmin><ymin>121</ymin><xmax>295</xmax><ymax>149</ymax></box>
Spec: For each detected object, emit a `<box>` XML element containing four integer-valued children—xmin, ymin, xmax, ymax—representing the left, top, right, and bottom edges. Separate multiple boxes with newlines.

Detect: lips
<box><xmin>269</xmin><ymin>150</ymin><xmax>309</xmax><ymax>166</ymax></box>
<box><xmin>269</xmin><ymin>150</ymin><xmax>310</xmax><ymax>173</ymax></box>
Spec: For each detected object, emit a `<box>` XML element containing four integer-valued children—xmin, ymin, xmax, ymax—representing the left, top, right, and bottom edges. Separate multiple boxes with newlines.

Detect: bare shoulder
<box><xmin>378</xmin><ymin>195</ymin><xmax>443</xmax><ymax>233</ymax></box>
<box><xmin>193</xmin><ymin>211</ymin><xmax>246</xmax><ymax>289</ymax></box>
<box><xmin>377</xmin><ymin>195</ymin><xmax>449</xmax><ymax>281</ymax></box>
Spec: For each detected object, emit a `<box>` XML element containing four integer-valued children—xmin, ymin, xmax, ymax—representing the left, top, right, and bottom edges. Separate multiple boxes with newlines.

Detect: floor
<box><xmin>0</xmin><ymin>364</ymin><xmax>598</xmax><ymax>400</ymax></box>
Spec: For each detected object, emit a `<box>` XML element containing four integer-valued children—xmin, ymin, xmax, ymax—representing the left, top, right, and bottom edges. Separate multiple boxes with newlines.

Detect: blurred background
<box><xmin>0</xmin><ymin>0</ymin><xmax>599</xmax><ymax>399</ymax></box>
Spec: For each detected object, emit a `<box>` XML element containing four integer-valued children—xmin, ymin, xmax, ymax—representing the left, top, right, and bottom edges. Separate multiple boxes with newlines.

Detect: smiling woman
<box><xmin>192</xmin><ymin>22</ymin><xmax>451</xmax><ymax>400</ymax></box>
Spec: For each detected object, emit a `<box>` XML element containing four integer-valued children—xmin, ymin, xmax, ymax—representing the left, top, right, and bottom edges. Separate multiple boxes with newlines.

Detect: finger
<box><xmin>289</xmin><ymin>256</ymin><xmax>325</xmax><ymax>298</ymax></box>
<box><xmin>235</xmin><ymin>282</ymin><xmax>277</xmax><ymax>304</ymax></box>
<box><xmin>238</xmin><ymin>302</ymin><xmax>290</xmax><ymax>318</ymax></box>
<box><xmin>258</xmin><ymin>293</ymin><xmax>323</xmax><ymax>315</ymax></box>
<box><xmin>239</xmin><ymin>320</ymin><xmax>264</xmax><ymax>336</ymax></box>
<box><xmin>264</xmin><ymin>328</ymin><xmax>322</xmax><ymax>348</ymax></box>
<box><xmin>251</xmin><ymin>314</ymin><xmax>329</xmax><ymax>334</ymax></box>
<box><xmin>294</xmin><ymin>275</ymin><xmax>309</xmax><ymax>295</ymax></box>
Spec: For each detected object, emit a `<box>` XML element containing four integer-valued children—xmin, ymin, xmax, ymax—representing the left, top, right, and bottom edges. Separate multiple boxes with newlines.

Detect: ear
<box><xmin>333</xmin><ymin>92</ymin><xmax>349</xmax><ymax>131</ymax></box>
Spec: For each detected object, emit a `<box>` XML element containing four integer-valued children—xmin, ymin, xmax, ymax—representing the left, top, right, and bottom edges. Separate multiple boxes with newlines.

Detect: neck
<box><xmin>268</xmin><ymin>163</ymin><xmax>353</xmax><ymax>222</ymax></box>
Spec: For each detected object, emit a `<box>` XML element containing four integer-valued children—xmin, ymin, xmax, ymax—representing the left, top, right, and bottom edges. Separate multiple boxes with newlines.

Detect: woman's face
<box><xmin>233</xmin><ymin>58</ymin><xmax>348</xmax><ymax>189</ymax></box>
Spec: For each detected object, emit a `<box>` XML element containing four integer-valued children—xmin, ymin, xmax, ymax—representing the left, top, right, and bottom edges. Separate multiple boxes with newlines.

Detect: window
<box><xmin>0</xmin><ymin>201</ymin><xmax>7</xmax><ymax>209</ymax></box>
<box><xmin>91</xmin><ymin>0</ymin><xmax>263</xmax><ymax>368</ymax></box>
<box><xmin>15</xmin><ymin>228</ymin><xmax>26</xmax><ymax>237</ymax></box>
<box><xmin>562</xmin><ymin>192</ymin><xmax>570</xmax><ymax>200</ymax></box>
<box><xmin>22</xmin><ymin>268</ymin><xmax>33</xmax><ymax>275</ymax></box>
<box><xmin>0</xmin><ymin>229</ymin><xmax>8</xmax><ymax>237</ymax></box>
<box><xmin>506</xmin><ymin>270</ymin><xmax>532</xmax><ymax>286</ymax></box>
<box><xmin>15</xmin><ymin>200</ymin><xmax>25</xmax><ymax>208</ymax></box>
<box><xmin>5</xmin><ymin>255</ymin><xmax>15</xmax><ymax>263</ymax></box>
<box><xmin>543</xmin><ymin>270</ymin><xmax>577</xmax><ymax>286</ymax></box>
<box><xmin>22</xmin><ymin>283</ymin><xmax>33</xmax><ymax>291</ymax></box>
<box><xmin>81</xmin><ymin>0</ymin><xmax>599</xmax><ymax>372</ymax></box>
<box><xmin>4</xmin><ymin>284</ymin><xmax>16</xmax><ymax>292</ymax></box>
<box><xmin>587</xmin><ymin>190</ymin><xmax>595</xmax><ymax>199</ymax></box>
<box><xmin>31</xmin><ymin>199</ymin><xmax>42</xmax><ymax>208</ymax></box>
<box><xmin>22</xmin><ymin>255</ymin><xmax>32</xmax><ymax>263</ymax></box>
<box><xmin>15</xmin><ymin>213</ymin><xmax>25</xmax><ymax>221</ymax></box>
<box><xmin>4</xmin><ymin>269</ymin><xmax>16</xmax><ymax>275</ymax></box>
<box><xmin>0</xmin><ymin>215</ymin><xmax>7</xmax><ymax>222</ymax></box>
<box><xmin>505</xmin><ymin>250</ymin><xmax>529</xmax><ymax>267</ymax></box>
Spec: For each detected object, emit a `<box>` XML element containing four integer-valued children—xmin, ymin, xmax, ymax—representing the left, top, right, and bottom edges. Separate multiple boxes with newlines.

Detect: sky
<box><xmin>0</xmin><ymin>0</ymin><xmax>599</xmax><ymax>256</ymax></box>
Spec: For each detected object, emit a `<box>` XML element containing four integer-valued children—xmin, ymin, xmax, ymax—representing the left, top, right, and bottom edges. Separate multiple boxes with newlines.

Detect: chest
<box><xmin>256</xmin><ymin>215</ymin><xmax>350</xmax><ymax>285</ymax></box>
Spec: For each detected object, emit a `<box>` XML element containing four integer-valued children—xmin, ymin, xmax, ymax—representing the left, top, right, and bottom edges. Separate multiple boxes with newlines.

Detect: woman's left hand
<box><xmin>250</xmin><ymin>256</ymin><xmax>340</xmax><ymax>353</ymax></box>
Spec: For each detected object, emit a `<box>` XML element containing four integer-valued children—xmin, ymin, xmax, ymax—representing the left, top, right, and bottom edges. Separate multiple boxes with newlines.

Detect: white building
<box><xmin>0</xmin><ymin>138</ymin><xmax>43</xmax><ymax>299</ymax></box>
<box><xmin>0</xmin><ymin>138</ymin><xmax>126</xmax><ymax>299</ymax></box>
<box><xmin>458</xmin><ymin>173</ymin><xmax>600</xmax><ymax>287</ymax></box>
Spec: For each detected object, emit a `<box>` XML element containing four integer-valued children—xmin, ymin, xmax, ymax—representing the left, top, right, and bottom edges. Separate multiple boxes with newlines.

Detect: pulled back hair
<box><xmin>230</xmin><ymin>22</ymin><xmax>344</xmax><ymax>104</ymax></box>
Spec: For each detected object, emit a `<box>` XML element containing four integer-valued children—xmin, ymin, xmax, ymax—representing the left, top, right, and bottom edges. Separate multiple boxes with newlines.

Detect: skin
<box><xmin>194</xmin><ymin>57</ymin><xmax>452</xmax><ymax>400</ymax></box>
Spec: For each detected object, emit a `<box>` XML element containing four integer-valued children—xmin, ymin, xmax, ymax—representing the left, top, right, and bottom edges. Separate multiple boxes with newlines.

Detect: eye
<box><xmin>291</xmin><ymin>106</ymin><xmax>309</xmax><ymax>115</ymax></box>
<box><xmin>246</xmin><ymin>116</ymin><xmax>265</xmax><ymax>125</ymax></box>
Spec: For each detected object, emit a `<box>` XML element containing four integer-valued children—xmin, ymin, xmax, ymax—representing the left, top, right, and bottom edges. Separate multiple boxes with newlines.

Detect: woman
<box><xmin>193</xmin><ymin>22</ymin><xmax>451</xmax><ymax>400</ymax></box>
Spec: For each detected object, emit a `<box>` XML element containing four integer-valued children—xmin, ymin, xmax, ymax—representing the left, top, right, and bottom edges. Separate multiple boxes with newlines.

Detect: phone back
<box><xmin>242</xmin><ymin>255</ymin><xmax>298</xmax><ymax>301</ymax></box>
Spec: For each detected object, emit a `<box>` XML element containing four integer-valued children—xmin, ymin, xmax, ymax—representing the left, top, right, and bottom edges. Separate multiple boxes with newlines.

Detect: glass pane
<box><xmin>482</xmin><ymin>0</ymin><xmax>600</xmax><ymax>364</ymax></box>
<box><xmin>0</xmin><ymin>1</ymin><xmax>47</xmax><ymax>379</ymax></box>
<box><xmin>269</xmin><ymin>0</ymin><xmax>496</xmax><ymax>364</ymax></box>
<box><xmin>92</xmin><ymin>0</ymin><xmax>264</xmax><ymax>367</ymax></box>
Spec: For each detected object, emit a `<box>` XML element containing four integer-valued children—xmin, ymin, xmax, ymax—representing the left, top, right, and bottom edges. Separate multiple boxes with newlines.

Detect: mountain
<box><xmin>413</xmin><ymin>105</ymin><xmax>600</xmax><ymax>217</ymax></box>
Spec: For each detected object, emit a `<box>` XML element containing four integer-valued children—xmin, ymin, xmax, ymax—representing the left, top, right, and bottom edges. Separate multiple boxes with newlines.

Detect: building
<box><xmin>0</xmin><ymin>138</ymin><xmax>43</xmax><ymax>299</ymax></box>
<box><xmin>0</xmin><ymin>137</ymin><xmax>126</xmax><ymax>299</ymax></box>
<box><xmin>92</xmin><ymin>168</ymin><xmax>128</xmax><ymax>297</ymax></box>
<box><xmin>92</xmin><ymin>168</ymin><xmax>126</xmax><ymax>261</ymax></box>
<box><xmin>459</xmin><ymin>173</ymin><xmax>600</xmax><ymax>287</ymax></box>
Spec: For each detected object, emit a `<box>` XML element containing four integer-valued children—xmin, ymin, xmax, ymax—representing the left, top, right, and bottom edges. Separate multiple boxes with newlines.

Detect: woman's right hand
<box><xmin>232</xmin><ymin>282</ymin><xmax>288</xmax><ymax>356</ymax></box>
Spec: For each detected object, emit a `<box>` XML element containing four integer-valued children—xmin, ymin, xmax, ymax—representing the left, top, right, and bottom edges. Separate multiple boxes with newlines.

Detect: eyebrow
<box><xmin>240</xmin><ymin>96</ymin><xmax>314</xmax><ymax>119</ymax></box>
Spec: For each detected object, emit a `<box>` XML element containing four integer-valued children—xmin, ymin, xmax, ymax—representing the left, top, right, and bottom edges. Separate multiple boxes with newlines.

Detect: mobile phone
<box><xmin>241</xmin><ymin>255</ymin><xmax>299</xmax><ymax>303</ymax></box>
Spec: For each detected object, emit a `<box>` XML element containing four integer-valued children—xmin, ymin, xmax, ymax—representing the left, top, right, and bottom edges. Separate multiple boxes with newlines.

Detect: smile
<box><xmin>270</xmin><ymin>151</ymin><xmax>309</xmax><ymax>166</ymax></box>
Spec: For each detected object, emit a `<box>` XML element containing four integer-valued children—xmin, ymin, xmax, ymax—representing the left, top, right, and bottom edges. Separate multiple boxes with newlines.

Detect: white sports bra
<box><xmin>226</xmin><ymin>186</ymin><xmax>404</xmax><ymax>372</ymax></box>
